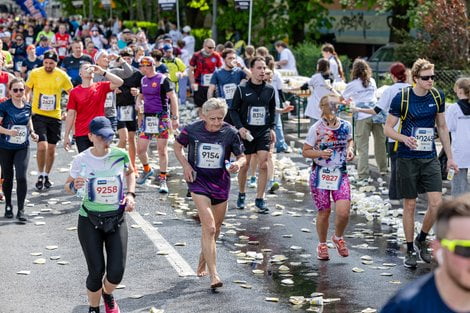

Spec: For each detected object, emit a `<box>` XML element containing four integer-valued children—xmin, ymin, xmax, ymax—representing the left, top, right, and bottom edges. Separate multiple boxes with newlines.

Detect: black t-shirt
<box><xmin>381</xmin><ymin>273</ymin><xmax>467</xmax><ymax>313</ymax></box>
<box><xmin>116</xmin><ymin>68</ymin><xmax>143</xmax><ymax>107</ymax></box>
<box><xmin>62</xmin><ymin>54</ymin><xmax>93</xmax><ymax>86</ymax></box>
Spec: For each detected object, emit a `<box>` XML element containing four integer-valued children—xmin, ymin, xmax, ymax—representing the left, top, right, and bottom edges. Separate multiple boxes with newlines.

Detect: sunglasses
<box><xmin>206</xmin><ymin>46</ymin><xmax>215</xmax><ymax>49</ymax></box>
<box><xmin>12</xmin><ymin>88</ymin><xmax>25</xmax><ymax>93</ymax></box>
<box><xmin>419</xmin><ymin>75</ymin><xmax>435</xmax><ymax>81</ymax></box>
<box><xmin>139</xmin><ymin>64</ymin><xmax>152</xmax><ymax>68</ymax></box>
<box><xmin>441</xmin><ymin>239</ymin><xmax>470</xmax><ymax>258</ymax></box>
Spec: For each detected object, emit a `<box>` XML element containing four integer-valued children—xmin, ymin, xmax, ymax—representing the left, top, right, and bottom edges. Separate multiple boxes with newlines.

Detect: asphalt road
<box><xmin>0</xmin><ymin>136</ymin><xmax>435</xmax><ymax>313</ymax></box>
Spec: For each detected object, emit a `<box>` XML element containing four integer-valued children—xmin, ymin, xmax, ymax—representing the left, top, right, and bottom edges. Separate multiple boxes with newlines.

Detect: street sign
<box><xmin>159</xmin><ymin>0</ymin><xmax>176</xmax><ymax>11</ymax></box>
<box><xmin>235</xmin><ymin>0</ymin><xmax>250</xmax><ymax>10</ymax></box>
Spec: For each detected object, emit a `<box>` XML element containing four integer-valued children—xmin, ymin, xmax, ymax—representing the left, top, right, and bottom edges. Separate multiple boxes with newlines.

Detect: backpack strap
<box><xmin>393</xmin><ymin>86</ymin><xmax>411</xmax><ymax>152</ymax></box>
<box><xmin>429</xmin><ymin>87</ymin><xmax>442</xmax><ymax>112</ymax></box>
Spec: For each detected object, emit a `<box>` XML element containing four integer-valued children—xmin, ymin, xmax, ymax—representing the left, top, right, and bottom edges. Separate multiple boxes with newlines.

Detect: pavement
<box><xmin>0</xmin><ymin>109</ymin><xmax>442</xmax><ymax>313</ymax></box>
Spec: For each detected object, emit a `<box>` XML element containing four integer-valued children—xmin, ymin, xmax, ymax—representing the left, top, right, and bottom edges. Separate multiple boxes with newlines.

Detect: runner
<box><xmin>188</xmin><ymin>38</ymin><xmax>222</xmax><ymax>108</ymax></box>
<box><xmin>174</xmin><ymin>98</ymin><xmax>245</xmax><ymax>290</ymax></box>
<box><xmin>302</xmin><ymin>94</ymin><xmax>354</xmax><ymax>260</ymax></box>
<box><xmin>64</xmin><ymin>62</ymin><xmax>124</xmax><ymax>153</ymax></box>
<box><xmin>0</xmin><ymin>78</ymin><xmax>39</xmax><ymax>221</ymax></box>
<box><xmin>207</xmin><ymin>48</ymin><xmax>250</xmax><ymax>123</ymax></box>
<box><xmin>25</xmin><ymin>50</ymin><xmax>73</xmax><ymax>191</ymax></box>
<box><xmin>64</xmin><ymin>116</ymin><xmax>136</xmax><ymax>313</ymax></box>
<box><xmin>384</xmin><ymin>58</ymin><xmax>458</xmax><ymax>268</ymax></box>
<box><xmin>230</xmin><ymin>57</ymin><xmax>276</xmax><ymax>213</ymax></box>
<box><xmin>161</xmin><ymin>44</ymin><xmax>186</xmax><ymax>93</ymax></box>
<box><xmin>135</xmin><ymin>56</ymin><xmax>179</xmax><ymax>194</ymax></box>
<box><xmin>445</xmin><ymin>77</ymin><xmax>470</xmax><ymax>196</ymax></box>
<box><xmin>343</xmin><ymin>58</ymin><xmax>387</xmax><ymax>180</ymax></box>
<box><xmin>61</xmin><ymin>40</ymin><xmax>93</xmax><ymax>87</ymax></box>
<box><xmin>351</xmin><ymin>62</ymin><xmax>410</xmax><ymax>204</ymax></box>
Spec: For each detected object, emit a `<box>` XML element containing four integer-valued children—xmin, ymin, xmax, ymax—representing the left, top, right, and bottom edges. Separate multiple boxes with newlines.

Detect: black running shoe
<box><xmin>44</xmin><ymin>176</ymin><xmax>52</xmax><ymax>189</ymax></box>
<box><xmin>17</xmin><ymin>210</ymin><xmax>27</xmax><ymax>222</ymax></box>
<box><xmin>35</xmin><ymin>175</ymin><xmax>44</xmax><ymax>191</ymax></box>
<box><xmin>4</xmin><ymin>205</ymin><xmax>13</xmax><ymax>218</ymax></box>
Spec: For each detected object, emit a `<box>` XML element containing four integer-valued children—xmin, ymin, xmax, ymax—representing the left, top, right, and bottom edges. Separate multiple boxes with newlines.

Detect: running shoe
<box><xmin>102</xmin><ymin>292</ymin><xmax>120</xmax><ymax>313</ymax></box>
<box><xmin>159</xmin><ymin>178</ymin><xmax>169</xmax><ymax>194</ymax></box>
<box><xmin>186</xmin><ymin>189</ymin><xmax>191</xmax><ymax>198</ymax></box>
<box><xmin>414</xmin><ymin>237</ymin><xmax>432</xmax><ymax>263</ymax></box>
<box><xmin>331</xmin><ymin>236</ymin><xmax>349</xmax><ymax>257</ymax></box>
<box><xmin>35</xmin><ymin>175</ymin><xmax>44</xmax><ymax>191</ymax></box>
<box><xmin>44</xmin><ymin>176</ymin><xmax>52</xmax><ymax>189</ymax></box>
<box><xmin>236</xmin><ymin>193</ymin><xmax>246</xmax><ymax>210</ymax></box>
<box><xmin>248</xmin><ymin>176</ymin><xmax>257</xmax><ymax>188</ymax></box>
<box><xmin>255</xmin><ymin>198</ymin><xmax>269</xmax><ymax>214</ymax></box>
<box><xmin>267</xmin><ymin>180</ymin><xmax>280</xmax><ymax>194</ymax></box>
<box><xmin>316</xmin><ymin>243</ymin><xmax>330</xmax><ymax>260</ymax></box>
<box><xmin>17</xmin><ymin>210</ymin><xmax>27</xmax><ymax>222</ymax></box>
<box><xmin>4</xmin><ymin>205</ymin><xmax>13</xmax><ymax>219</ymax></box>
<box><xmin>136</xmin><ymin>169</ymin><xmax>154</xmax><ymax>185</ymax></box>
<box><xmin>403</xmin><ymin>251</ymin><xmax>418</xmax><ymax>268</ymax></box>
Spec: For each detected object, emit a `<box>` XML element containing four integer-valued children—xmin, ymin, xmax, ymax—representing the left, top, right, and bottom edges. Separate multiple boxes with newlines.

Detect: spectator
<box><xmin>274</xmin><ymin>41</ymin><xmax>298</xmax><ymax>75</ymax></box>
<box><xmin>321</xmin><ymin>43</ymin><xmax>345</xmax><ymax>83</ymax></box>
<box><xmin>182</xmin><ymin>25</ymin><xmax>195</xmax><ymax>57</ymax></box>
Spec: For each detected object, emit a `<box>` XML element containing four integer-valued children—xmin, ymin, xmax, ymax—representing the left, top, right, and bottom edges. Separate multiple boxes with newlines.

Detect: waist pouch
<box><xmin>82</xmin><ymin>205</ymin><xmax>124</xmax><ymax>233</ymax></box>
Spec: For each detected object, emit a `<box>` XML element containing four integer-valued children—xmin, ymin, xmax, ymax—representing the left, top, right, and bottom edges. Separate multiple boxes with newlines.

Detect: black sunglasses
<box><xmin>419</xmin><ymin>75</ymin><xmax>435</xmax><ymax>81</ymax></box>
<box><xmin>12</xmin><ymin>88</ymin><xmax>25</xmax><ymax>93</ymax></box>
<box><xmin>206</xmin><ymin>46</ymin><xmax>215</xmax><ymax>49</ymax></box>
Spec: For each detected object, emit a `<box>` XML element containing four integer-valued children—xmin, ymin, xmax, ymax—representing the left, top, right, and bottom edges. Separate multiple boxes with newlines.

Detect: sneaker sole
<box><xmin>403</xmin><ymin>261</ymin><xmax>417</xmax><ymax>268</ymax></box>
<box><xmin>414</xmin><ymin>241</ymin><xmax>432</xmax><ymax>263</ymax></box>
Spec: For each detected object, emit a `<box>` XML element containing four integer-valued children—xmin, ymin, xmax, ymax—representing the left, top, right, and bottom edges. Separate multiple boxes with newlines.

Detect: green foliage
<box><xmin>192</xmin><ymin>28</ymin><xmax>212</xmax><ymax>51</ymax></box>
<box><xmin>122</xmin><ymin>21</ymin><xmax>159</xmax><ymax>39</ymax></box>
<box><xmin>187</xmin><ymin>0</ymin><xmax>210</xmax><ymax>11</ymax></box>
<box><xmin>292</xmin><ymin>42</ymin><xmax>322</xmax><ymax>77</ymax></box>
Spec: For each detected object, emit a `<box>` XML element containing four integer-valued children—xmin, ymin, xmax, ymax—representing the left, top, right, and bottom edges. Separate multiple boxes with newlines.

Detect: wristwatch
<box><xmin>126</xmin><ymin>191</ymin><xmax>136</xmax><ymax>198</ymax></box>
<box><xmin>171</xmin><ymin>115</ymin><xmax>179</xmax><ymax>120</ymax></box>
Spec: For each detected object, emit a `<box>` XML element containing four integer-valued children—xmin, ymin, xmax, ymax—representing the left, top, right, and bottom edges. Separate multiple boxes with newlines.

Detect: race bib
<box><xmin>196</xmin><ymin>143</ymin><xmax>224</xmax><ymax>169</ymax></box>
<box><xmin>143</xmin><ymin>116</ymin><xmax>159</xmax><ymax>134</ymax></box>
<box><xmin>201</xmin><ymin>74</ymin><xmax>213</xmax><ymax>86</ymax></box>
<box><xmin>7</xmin><ymin>125</ymin><xmax>27</xmax><ymax>145</ymax></box>
<box><xmin>89</xmin><ymin>176</ymin><xmax>122</xmax><ymax>205</ymax></box>
<box><xmin>247</xmin><ymin>106</ymin><xmax>266</xmax><ymax>126</ymax></box>
<box><xmin>222</xmin><ymin>83</ymin><xmax>237</xmax><ymax>100</ymax></box>
<box><xmin>0</xmin><ymin>83</ymin><xmax>6</xmax><ymax>98</ymax></box>
<box><xmin>117</xmin><ymin>105</ymin><xmax>135</xmax><ymax>122</ymax></box>
<box><xmin>104</xmin><ymin>92</ymin><xmax>114</xmax><ymax>108</ymax></box>
<box><xmin>413</xmin><ymin>127</ymin><xmax>434</xmax><ymax>151</ymax></box>
<box><xmin>39</xmin><ymin>94</ymin><xmax>56</xmax><ymax>111</ymax></box>
<box><xmin>315</xmin><ymin>167</ymin><xmax>342</xmax><ymax>191</ymax></box>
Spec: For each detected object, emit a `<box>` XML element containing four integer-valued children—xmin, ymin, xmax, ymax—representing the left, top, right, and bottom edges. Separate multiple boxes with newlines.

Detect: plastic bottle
<box><xmin>245</xmin><ymin>131</ymin><xmax>254</xmax><ymax>142</ymax></box>
<box><xmin>76</xmin><ymin>163</ymin><xmax>87</xmax><ymax>198</ymax></box>
<box><xmin>447</xmin><ymin>168</ymin><xmax>455</xmax><ymax>181</ymax></box>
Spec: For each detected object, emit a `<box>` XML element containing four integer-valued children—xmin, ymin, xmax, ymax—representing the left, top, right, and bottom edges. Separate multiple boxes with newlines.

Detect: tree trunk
<box><xmin>136</xmin><ymin>0</ymin><xmax>144</xmax><ymax>21</ymax></box>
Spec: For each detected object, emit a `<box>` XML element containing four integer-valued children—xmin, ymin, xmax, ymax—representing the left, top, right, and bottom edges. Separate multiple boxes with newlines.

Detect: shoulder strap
<box><xmin>429</xmin><ymin>87</ymin><xmax>442</xmax><ymax>111</ymax></box>
<box><xmin>394</xmin><ymin>86</ymin><xmax>411</xmax><ymax>152</ymax></box>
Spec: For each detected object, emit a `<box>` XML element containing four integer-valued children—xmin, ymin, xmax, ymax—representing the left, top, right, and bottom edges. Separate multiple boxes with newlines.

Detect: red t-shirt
<box><xmin>189</xmin><ymin>51</ymin><xmax>222</xmax><ymax>84</ymax></box>
<box><xmin>67</xmin><ymin>81</ymin><xmax>112</xmax><ymax>137</ymax></box>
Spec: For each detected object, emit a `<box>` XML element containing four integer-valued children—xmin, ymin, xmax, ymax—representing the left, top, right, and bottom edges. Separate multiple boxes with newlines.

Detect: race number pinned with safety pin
<box><xmin>413</xmin><ymin>127</ymin><xmax>434</xmax><ymax>151</ymax></box>
<box><xmin>88</xmin><ymin>176</ymin><xmax>122</xmax><ymax>205</ymax></box>
<box><xmin>39</xmin><ymin>94</ymin><xmax>56</xmax><ymax>111</ymax></box>
<box><xmin>143</xmin><ymin>115</ymin><xmax>159</xmax><ymax>134</ymax></box>
<box><xmin>196</xmin><ymin>143</ymin><xmax>224</xmax><ymax>169</ymax></box>
<box><xmin>201</xmin><ymin>74</ymin><xmax>213</xmax><ymax>86</ymax></box>
<box><xmin>315</xmin><ymin>166</ymin><xmax>342</xmax><ymax>190</ymax></box>
<box><xmin>7</xmin><ymin>125</ymin><xmax>27</xmax><ymax>145</ymax></box>
<box><xmin>248</xmin><ymin>106</ymin><xmax>266</xmax><ymax>126</ymax></box>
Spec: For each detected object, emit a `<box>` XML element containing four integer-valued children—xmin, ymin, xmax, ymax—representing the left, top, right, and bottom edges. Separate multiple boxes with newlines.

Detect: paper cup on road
<box><xmin>310</xmin><ymin>296</ymin><xmax>324</xmax><ymax>306</ymax></box>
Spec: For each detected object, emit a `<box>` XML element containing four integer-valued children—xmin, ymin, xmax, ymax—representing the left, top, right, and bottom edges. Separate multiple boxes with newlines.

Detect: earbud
<box><xmin>436</xmin><ymin>249</ymin><xmax>444</xmax><ymax>264</ymax></box>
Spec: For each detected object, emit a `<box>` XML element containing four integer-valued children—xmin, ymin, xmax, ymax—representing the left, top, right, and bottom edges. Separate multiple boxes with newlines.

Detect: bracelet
<box><xmin>126</xmin><ymin>191</ymin><xmax>136</xmax><ymax>198</ymax></box>
<box><xmin>69</xmin><ymin>181</ymin><xmax>77</xmax><ymax>194</ymax></box>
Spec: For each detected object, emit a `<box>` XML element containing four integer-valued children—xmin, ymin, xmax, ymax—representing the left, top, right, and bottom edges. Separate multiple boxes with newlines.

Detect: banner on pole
<box><xmin>235</xmin><ymin>0</ymin><xmax>250</xmax><ymax>10</ymax></box>
<box><xmin>159</xmin><ymin>0</ymin><xmax>176</xmax><ymax>11</ymax></box>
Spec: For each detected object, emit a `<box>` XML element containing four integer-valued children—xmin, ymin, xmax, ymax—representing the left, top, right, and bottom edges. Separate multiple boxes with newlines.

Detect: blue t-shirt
<box><xmin>389</xmin><ymin>88</ymin><xmax>445</xmax><ymax>158</ymax></box>
<box><xmin>156</xmin><ymin>64</ymin><xmax>169</xmax><ymax>74</ymax></box>
<box><xmin>381</xmin><ymin>273</ymin><xmax>464</xmax><ymax>313</ymax></box>
<box><xmin>210</xmin><ymin>68</ymin><xmax>246</xmax><ymax>107</ymax></box>
<box><xmin>0</xmin><ymin>99</ymin><xmax>32</xmax><ymax>150</ymax></box>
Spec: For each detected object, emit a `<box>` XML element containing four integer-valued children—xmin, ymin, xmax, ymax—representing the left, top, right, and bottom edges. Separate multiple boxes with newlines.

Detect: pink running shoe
<box><xmin>102</xmin><ymin>292</ymin><xmax>120</xmax><ymax>313</ymax></box>
<box><xmin>332</xmin><ymin>236</ymin><xmax>349</xmax><ymax>257</ymax></box>
<box><xmin>316</xmin><ymin>243</ymin><xmax>330</xmax><ymax>260</ymax></box>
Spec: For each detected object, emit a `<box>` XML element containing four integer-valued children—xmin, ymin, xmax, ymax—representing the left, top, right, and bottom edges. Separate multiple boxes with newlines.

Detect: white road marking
<box><xmin>128</xmin><ymin>211</ymin><xmax>196</xmax><ymax>277</ymax></box>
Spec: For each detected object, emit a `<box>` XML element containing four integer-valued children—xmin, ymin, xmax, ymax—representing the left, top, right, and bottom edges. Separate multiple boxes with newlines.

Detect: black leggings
<box><xmin>0</xmin><ymin>147</ymin><xmax>30</xmax><ymax>211</ymax></box>
<box><xmin>77</xmin><ymin>215</ymin><xmax>128</xmax><ymax>292</ymax></box>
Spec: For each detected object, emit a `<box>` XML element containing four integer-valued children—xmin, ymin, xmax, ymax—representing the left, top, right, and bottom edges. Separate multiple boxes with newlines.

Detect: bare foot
<box><xmin>197</xmin><ymin>253</ymin><xmax>207</xmax><ymax>277</ymax></box>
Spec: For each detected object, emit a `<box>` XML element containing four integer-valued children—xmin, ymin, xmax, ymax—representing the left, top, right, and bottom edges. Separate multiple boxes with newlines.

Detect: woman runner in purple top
<box><xmin>174</xmin><ymin>98</ymin><xmax>245</xmax><ymax>290</ymax></box>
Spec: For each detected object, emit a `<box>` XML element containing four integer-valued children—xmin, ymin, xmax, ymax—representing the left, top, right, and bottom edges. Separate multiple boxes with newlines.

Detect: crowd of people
<box><xmin>1</xmin><ymin>12</ymin><xmax>470</xmax><ymax>313</ymax></box>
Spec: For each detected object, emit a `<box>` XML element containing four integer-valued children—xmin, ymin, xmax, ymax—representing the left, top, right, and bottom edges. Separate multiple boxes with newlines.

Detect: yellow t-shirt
<box><xmin>26</xmin><ymin>67</ymin><xmax>73</xmax><ymax>120</ymax></box>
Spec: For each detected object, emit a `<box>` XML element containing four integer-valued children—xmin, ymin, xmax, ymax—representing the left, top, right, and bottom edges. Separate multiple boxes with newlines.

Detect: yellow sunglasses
<box><xmin>440</xmin><ymin>239</ymin><xmax>470</xmax><ymax>258</ymax></box>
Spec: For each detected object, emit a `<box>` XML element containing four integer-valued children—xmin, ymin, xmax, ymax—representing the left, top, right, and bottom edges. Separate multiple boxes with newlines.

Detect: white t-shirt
<box><xmin>376</xmin><ymin>82</ymin><xmax>411</xmax><ymax>142</ymax></box>
<box><xmin>328</xmin><ymin>56</ymin><xmax>343</xmax><ymax>83</ymax></box>
<box><xmin>183</xmin><ymin>35</ymin><xmax>195</xmax><ymax>56</ymax></box>
<box><xmin>343</xmin><ymin>78</ymin><xmax>377</xmax><ymax>121</ymax></box>
<box><xmin>305</xmin><ymin>73</ymin><xmax>332</xmax><ymax>120</ymax></box>
<box><xmin>272</xmin><ymin>70</ymin><xmax>283</xmax><ymax>108</ymax></box>
<box><xmin>279</xmin><ymin>48</ymin><xmax>297</xmax><ymax>74</ymax></box>
<box><xmin>446</xmin><ymin>103</ymin><xmax>470</xmax><ymax>168</ymax></box>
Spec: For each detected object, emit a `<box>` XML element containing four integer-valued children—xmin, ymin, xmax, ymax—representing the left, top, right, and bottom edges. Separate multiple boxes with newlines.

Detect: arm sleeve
<box><xmin>229</xmin><ymin>87</ymin><xmax>244</xmax><ymax>129</ymax></box>
<box><xmin>62</xmin><ymin>72</ymin><xmax>73</xmax><ymax>92</ymax></box>
<box><xmin>162</xmin><ymin>78</ymin><xmax>174</xmax><ymax>93</ymax></box>
<box><xmin>373</xmin><ymin>107</ymin><xmax>383</xmax><ymax>114</ymax></box>
<box><xmin>304</xmin><ymin>124</ymin><xmax>318</xmax><ymax>147</ymax></box>
<box><xmin>210</xmin><ymin>71</ymin><xmax>218</xmax><ymax>85</ymax></box>
<box><xmin>342</xmin><ymin>81</ymin><xmax>354</xmax><ymax>100</ymax></box>
<box><xmin>110</xmin><ymin>61</ymin><xmax>133</xmax><ymax>79</ymax></box>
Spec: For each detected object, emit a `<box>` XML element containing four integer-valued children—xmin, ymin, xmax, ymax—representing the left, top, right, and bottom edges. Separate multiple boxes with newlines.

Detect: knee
<box><xmin>317</xmin><ymin>210</ymin><xmax>331</xmax><ymax>220</ymax></box>
<box><xmin>37</xmin><ymin>142</ymin><xmax>47</xmax><ymax>152</ymax></box>
<box><xmin>157</xmin><ymin>146</ymin><xmax>167</xmax><ymax>156</ymax></box>
<box><xmin>15</xmin><ymin>175</ymin><xmax>27</xmax><ymax>186</ymax></box>
<box><xmin>86</xmin><ymin>268</ymin><xmax>105</xmax><ymax>292</ymax></box>
<box><xmin>203</xmin><ymin>224</ymin><xmax>217</xmax><ymax>237</ymax></box>
<box><xmin>336</xmin><ymin>208</ymin><xmax>350</xmax><ymax>220</ymax></box>
<box><xmin>106</xmin><ymin>265</ymin><xmax>125</xmax><ymax>285</ymax></box>
<box><xmin>258</xmin><ymin>158</ymin><xmax>268</xmax><ymax>170</ymax></box>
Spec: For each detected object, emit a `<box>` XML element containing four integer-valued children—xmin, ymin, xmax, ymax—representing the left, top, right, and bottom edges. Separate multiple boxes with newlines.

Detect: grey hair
<box><xmin>202</xmin><ymin>98</ymin><xmax>228</xmax><ymax>116</ymax></box>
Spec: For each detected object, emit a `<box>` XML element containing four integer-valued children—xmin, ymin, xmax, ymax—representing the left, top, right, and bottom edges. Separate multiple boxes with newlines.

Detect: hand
<box><xmin>122</xmin><ymin>194</ymin><xmax>136</xmax><ymax>212</ymax></box>
<box><xmin>447</xmin><ymin>159</ymin><xmax>459</xmax><ymax>174</ymax></box>
<box><xmin>346</xmin><ymin>147</ymin><xmax>355</xmax><ymax>161</ymax></box>
<box><xmin>403</xmin><ymin>136</ymin><xmax>418</xmax><ymax>150</ymax></box>
<box><xmin>115</xmin><ymin>88</ymin><xmax>122</xmax><ymax>94</ymax></box>
<box><xmin>61</xmin><ymin>111</ymin><xmax>67</xmax><ymax>121</ymax></box>
<box><xmin>191</xmin><ymin>83</ymin><xmax>199</xmax><ymax>92</ymax></box>
<box><xmin>130</xmin><ymin>87</ymin><xmax>140</xmax><ymax>97</ymax></box>
<box><xmin>30</xmin><ymin>132</ymin><xmax>39</xmax><ymax>142</ymax></box>
<box><xmin>228</xmin><ymin>162</ymin><xmax>240</xmax><ymax>174</ymax></box>
<box><xmin>63</xmin><ymin>136</ymin><xmax>71</xmax><ymax>151</ymax></box>
<box><xmin>108</xmin><ymin>53</ymin><xmax>119</xmax><ymax>61</ymax></box>
<box><xmin>270</xmin><ymin>129</ymin><xmax>276</xmax><ymax>144</ymax></box>
<box><xmin>183</xmin><ymin>165</ymin><xmax>195</xmax><ymax>183</ymax></box>
<box><xmin>9</xmin><ymin>129</ymin><xmax>19</xmax><ymax>136</ymax></box>
<box><xmin>73</xmin><ymin>177</ymin><xmax>87</xmax><ymax>190</ymax></box>
<box><xmin>281</xmin><ymin>104</ymin><xmax>294</xmax><ymax>113</ymax></box>
<box><xmin>171</xmin><ymin>119</ymin><xmax>179</xmax><ymax>131</ymax></box>
<box><xmin>320</xmin><ymin>148</ymin><xmax>333</xmax><ymax>159</ymax></box>
<box><xmin>238</xmin><ymin>127</ymin><xmax>249</xmax><ymax>140</ymax></box>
